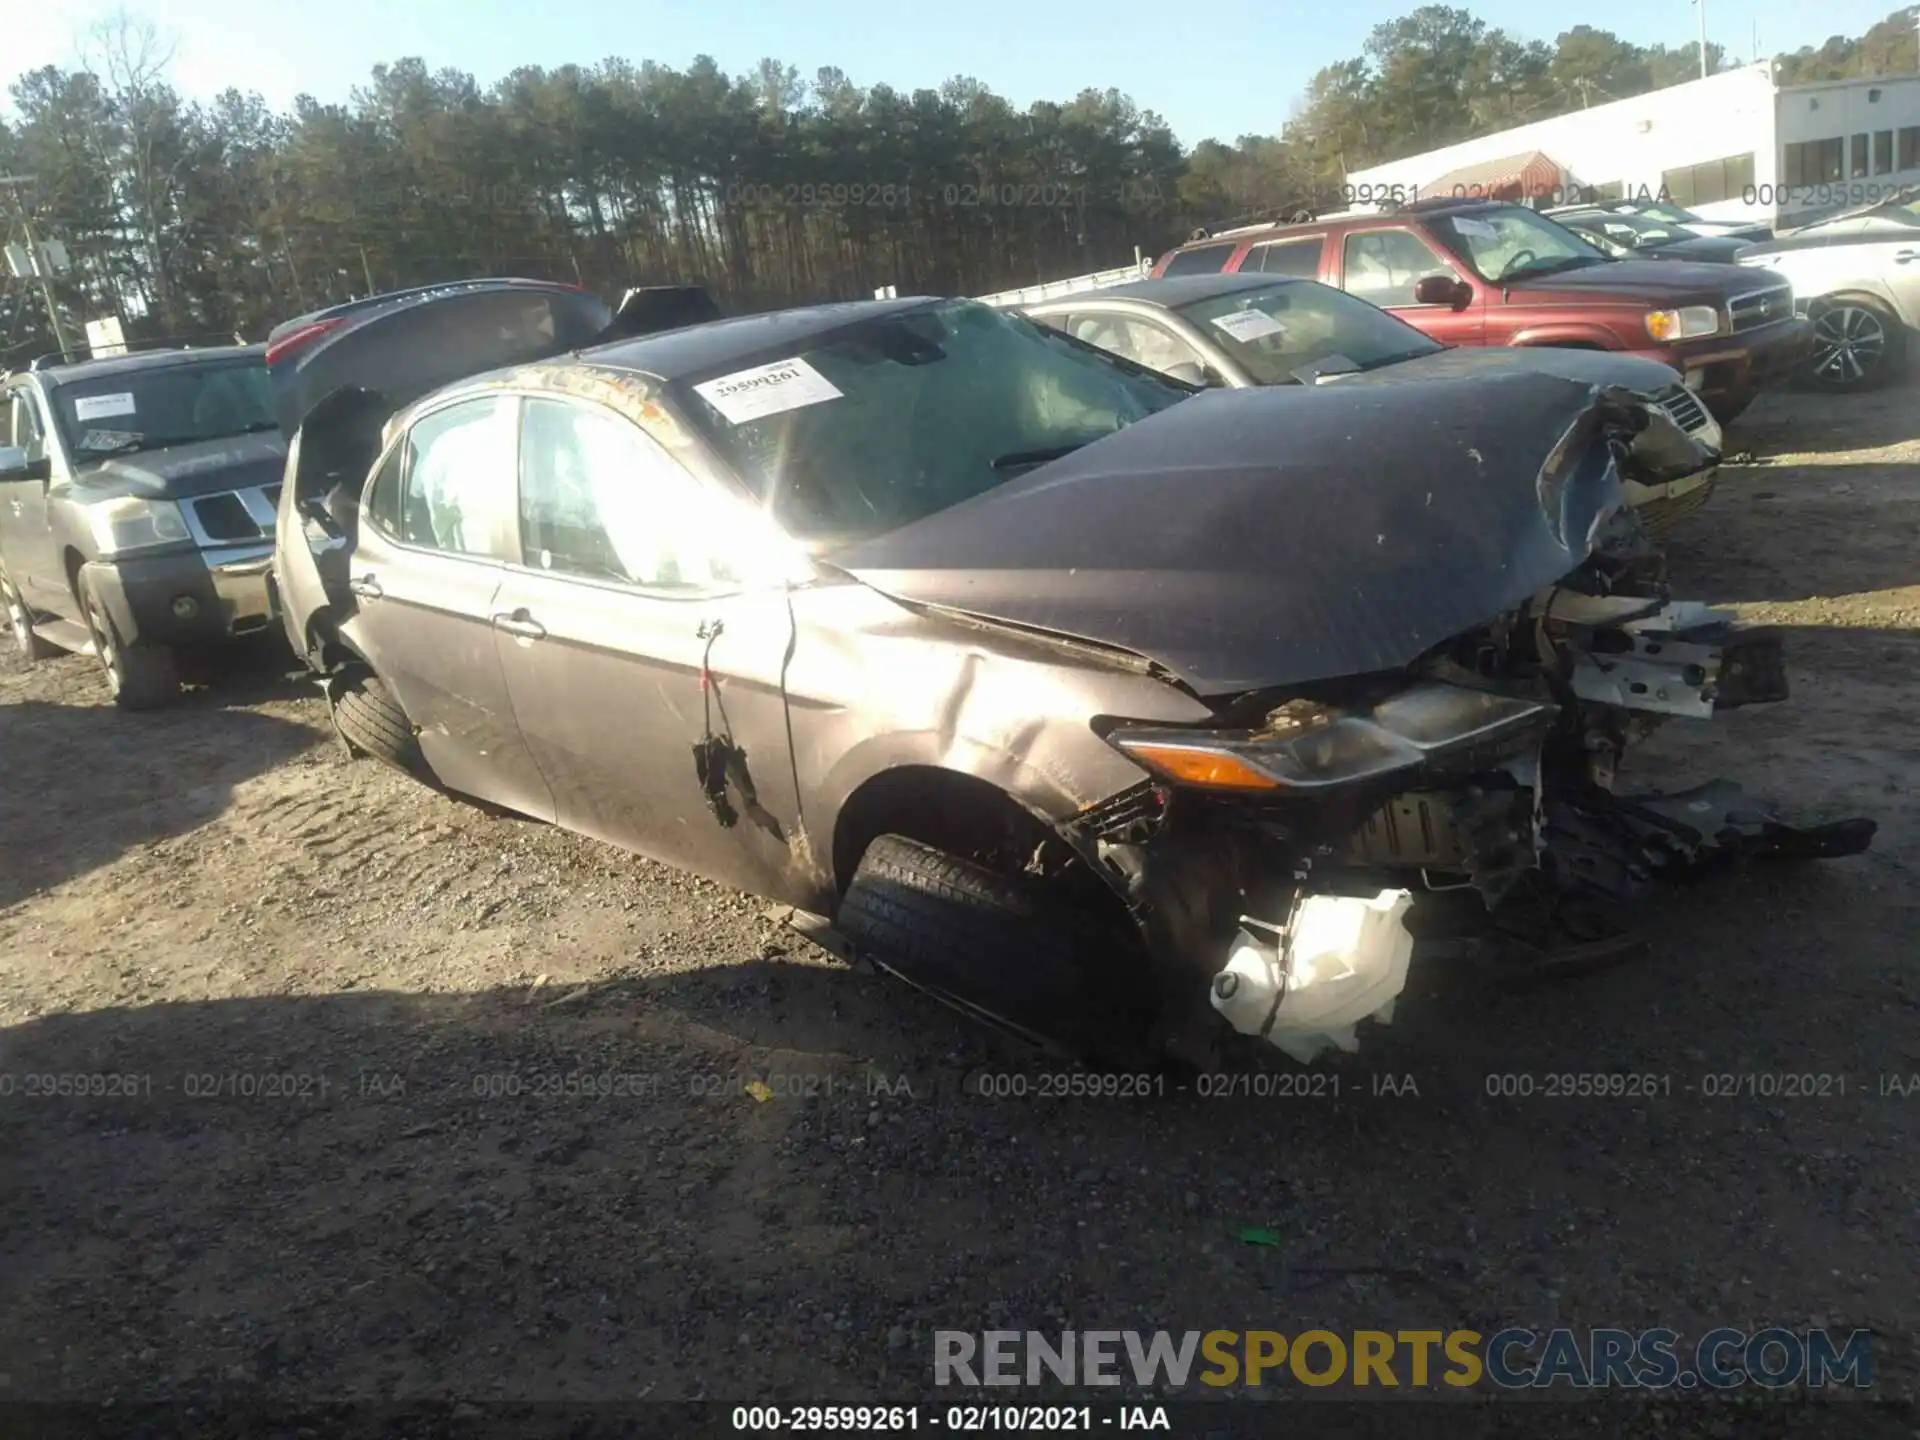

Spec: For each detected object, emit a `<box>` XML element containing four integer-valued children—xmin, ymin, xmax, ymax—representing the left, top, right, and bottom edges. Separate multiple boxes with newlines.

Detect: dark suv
<box><xmin>0</xmin><ymin>345</ymin><xmax>285</xmax><ymax>707</ymax></box>
<box><xmin>1153</xmin><ymin>197</ymin><xmax>1811</xmax><ymax>422</ymax></box>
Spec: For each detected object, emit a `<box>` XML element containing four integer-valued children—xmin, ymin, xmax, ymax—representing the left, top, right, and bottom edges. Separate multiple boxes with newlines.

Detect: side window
<box><xmin>1342</xmin><ymin>230</ymin><xmax>1454</xmax><ymax>308</ymax></box>
<box><xmin>1247</xmin><ymin>238</ymin><xmax>1324</xmax><ymax>277</ymax></box>
<box><xmin>0</xmin><ymin>391</ymin><xmax>15</xmax><ymax>449</ymax></box>
<box><xmin>517</xmin><ymin>397</ymin><xmax>741</xmax><ymax>591</ymax></box>
<box><xmin>394</xmin><ymin>396</ymin><xmax>515</xmax><ymax>557</ymax></box>
<box><xmin>1161</xmin><ymin>242</ymin><xmax>1237</xmax><ymax>277</ymax></box>
<box><xmin>1065</xmin><ymin>314</ymin><xmax>1204</xmax><ymax>377</ymax></box>
<box><xmin>362</xmin><ymin>443</ymin><xmax>405</xmax><ymax>538</ymax></box>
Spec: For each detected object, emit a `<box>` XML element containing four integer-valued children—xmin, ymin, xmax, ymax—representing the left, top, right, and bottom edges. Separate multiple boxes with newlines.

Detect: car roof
<box><xmin>579</xmin><ymin>295</ymin><xmax>946</xmax><ymax>381</ymax></box>
<box><xmin>1031</xmin><ymin>274</ymin><xmax>1296</xmax><ymax>311</ymax></box>
<box><xmin>31</xmin><ymin>344</ymin><xmax>265</xmax><ymax>388</ymax></box>
<box><xmin>1169</xmin><ymin>196</ymin><xmax>1515</xmax><ymax>254</ymax></box>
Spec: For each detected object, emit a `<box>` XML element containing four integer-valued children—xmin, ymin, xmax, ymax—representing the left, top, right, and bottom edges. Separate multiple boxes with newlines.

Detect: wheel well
<box><xmin>831</xmin><ymin>766</ymin><xmax>1068</xmax><ymax>896</ymax></box>
<box><xmin>1522</xmin><ymin>339</ymin><xmax>1603</xmax><ymax>349</ymax></box>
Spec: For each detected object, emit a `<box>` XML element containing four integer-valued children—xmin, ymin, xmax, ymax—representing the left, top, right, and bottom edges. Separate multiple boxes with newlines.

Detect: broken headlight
<box><xmin>1107</xmin><ymin>683</ymin><xmax>1556</xmax><ymax>796</ymax></box>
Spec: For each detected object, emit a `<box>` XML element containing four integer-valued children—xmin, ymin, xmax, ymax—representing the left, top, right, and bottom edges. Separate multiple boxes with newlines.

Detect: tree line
<box><xmin>1</xmin><ymin>7</ymin><xmax>1914</xmax><ymax>363</ymax></box>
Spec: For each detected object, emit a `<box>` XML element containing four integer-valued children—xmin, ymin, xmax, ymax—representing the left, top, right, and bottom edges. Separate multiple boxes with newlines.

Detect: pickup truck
<box><xmin>0</xmin><ymin>345</ymin><xmax>284</xmax><ymax>708</ymax></box>
<box><xmin>1152</xmin><ymin>197</ymin><xmax>1811</xmax><ymax>422</ymax></box>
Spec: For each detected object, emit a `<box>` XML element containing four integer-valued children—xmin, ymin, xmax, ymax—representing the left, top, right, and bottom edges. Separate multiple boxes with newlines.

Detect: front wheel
<box><xmin>77</xmin><ymin>570</ymin><xmax>178</xmax><ymax>709</ymax></box>
<box><xmin>1806</xmin><ymin>296</ymin><xmax>1906</xmax><ymax>392</ymax></box>
<box><xmin>836</xmin><ymin>833</ymin><xmax>1156</xmax><ymax>1066</ymax></box>
<box><xmin>331</xmin><ymin>671</ymin><xmax>434</xmax><ymax>781</ymax></box>
<box><xmin>0</xmin><ymin>562</ymin><xmax>60</xmax><ymax>662</ymax></box>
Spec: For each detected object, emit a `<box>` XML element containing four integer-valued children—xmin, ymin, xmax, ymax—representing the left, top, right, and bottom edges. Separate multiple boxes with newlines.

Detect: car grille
<box><xmin>1728</xmin><ymin>284</ymin><xmax>1792</xmax><ymax>333</ymax></box>
<box><xmin>186</xmin><ymin>485</ymin><xmax>278</xmax><ymax>543</ymax></box>
<box><xmin>1656</xmin><ymin>385</ymin><xmax>1712</xmax><ymax>434</ymax></box>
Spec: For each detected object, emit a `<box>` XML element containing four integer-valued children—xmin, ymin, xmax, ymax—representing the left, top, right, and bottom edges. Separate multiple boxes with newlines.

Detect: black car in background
<box><xmin>0</xmin><ymin>345</ymin><xmax>285</xmax><ymax>708</ymax></box>
<box><xmin>1545</xmin><ymin>207</ymin><xmax>1749</xmax><ymax>264</ymax></box>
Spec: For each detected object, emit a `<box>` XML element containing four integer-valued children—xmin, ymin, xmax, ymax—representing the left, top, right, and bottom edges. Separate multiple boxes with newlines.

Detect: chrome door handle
<box><xmin>492</xmin><ymin>611</ymin><xmax>546</xmax><ymax>641</ymax></box>
<box><xmin>348</xmin><ymin>574</ymin><xmax>383</xmax><ymax>599</ymax></box>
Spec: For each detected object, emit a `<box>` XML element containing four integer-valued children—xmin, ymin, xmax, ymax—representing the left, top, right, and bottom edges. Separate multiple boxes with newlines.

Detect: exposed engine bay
<box><xmin>1072</xmin><ymin>547</ymin><xmax>1876</xmax><ymax>1066</ymax></box>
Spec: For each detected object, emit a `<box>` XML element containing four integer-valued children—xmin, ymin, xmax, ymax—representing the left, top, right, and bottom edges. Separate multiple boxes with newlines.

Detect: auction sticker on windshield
<box><xmin>74</xmin><ymin>392</ymin><xmax>137</xmax><ymax>421</ymax></box>
<box><xmin>694</xmin><ymin>357</ymin><xmax>843</xmax><ymax>424</ymax></box>
<box><xmin>1210</xmin><ymin>310</ymin><xmax>1288</xmax><ymax>342</ymax></box>
<box><xmin>1451</xmin><ymin>218</ymin><xmax>1499</xmax><ymax>239</ymax></box>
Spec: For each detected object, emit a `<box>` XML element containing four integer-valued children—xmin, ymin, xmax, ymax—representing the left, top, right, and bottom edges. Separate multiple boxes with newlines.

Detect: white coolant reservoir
<box><xmin>1209</xmin><ymin>889</ymin><xmax>1416</xmax><ymax>1065</ymax></box>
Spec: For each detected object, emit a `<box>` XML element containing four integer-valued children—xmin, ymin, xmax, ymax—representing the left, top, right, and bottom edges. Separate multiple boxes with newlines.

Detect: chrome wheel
<box><xmin>1810</xmin><ymin>304</ymin><xmax>1888</xmax><ymax>388</ymax></box>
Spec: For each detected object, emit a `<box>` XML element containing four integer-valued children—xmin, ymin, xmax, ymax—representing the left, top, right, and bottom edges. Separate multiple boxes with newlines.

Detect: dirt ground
<box><xmin>2</xmin><ymin>375</ymin><xmax>1918</xmax><ymax>1429</ymax></box>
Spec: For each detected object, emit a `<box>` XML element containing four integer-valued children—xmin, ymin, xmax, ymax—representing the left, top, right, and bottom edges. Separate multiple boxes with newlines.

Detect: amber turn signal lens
<box><xmin>1117</xmin><ymin>743</ymin><xmax>1281</xmax><ymax>792</ymax></box>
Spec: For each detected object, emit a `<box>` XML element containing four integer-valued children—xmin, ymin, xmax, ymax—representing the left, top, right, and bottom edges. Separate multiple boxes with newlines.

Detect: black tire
<box><xmin>1806</xmin><ymin>295</ymin><xmax>1906</xmax><ymax>392</ymax></box>
<box><xmin>332</xmin><ymin>672</ymin><xmax>431</xmax><ymax>778</ymax></box>
<box><xmin>77</xmin><ymin>570</ymin><xmax>179</xmax><ymax>709</ymax></box>
<box><xmin>0</xmin><ymin>562</ymin><xmax>60</xmax><ymax>662</ymax></box>
<box><xmin>837</xmin><ymin>833</ymin><xmax>1154</xmax><ymax>1064</ymax></box>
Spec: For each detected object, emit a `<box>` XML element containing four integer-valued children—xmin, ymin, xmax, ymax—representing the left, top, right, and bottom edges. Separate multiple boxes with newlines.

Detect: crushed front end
<box><xmin>1072</xmin><ymin>553</ymin><xmax>1874</xmax><ymax>1068</ymax></box>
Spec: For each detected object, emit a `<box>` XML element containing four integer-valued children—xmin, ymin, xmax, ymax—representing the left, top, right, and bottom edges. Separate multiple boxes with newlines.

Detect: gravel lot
<box><xmin>2</xmin><ymin>377</ymin><xmax>1917</xmax><ymax>1429</ymax></box>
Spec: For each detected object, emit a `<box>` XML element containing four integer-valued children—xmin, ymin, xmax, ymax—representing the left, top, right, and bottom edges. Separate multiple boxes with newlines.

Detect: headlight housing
<box><xmin>85</xmin><ymin>496</ymin><xmax>191</xmax><ymax>556</ymax></box>
<box><xmin>1644</xmin><ymin>305</ymin><xmax>1724</xmax><ymax>343</ymax></box>
<box><xmin>1107</xmin><ymin>684</ymin><xmax>1555</xmax><ymax>797</ymax></box>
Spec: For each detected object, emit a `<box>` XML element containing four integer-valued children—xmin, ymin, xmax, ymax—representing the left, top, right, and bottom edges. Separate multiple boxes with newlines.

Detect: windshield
<box><xmin>1431</xmin><ymin>207</ymin><xmax>1610</xmax><ymax>282</ymax></box>
<box><xmin>1177</xmin><ymin>281</ymin><xmax>1442</xmax><ymax>384</ymax></box>
<box><xmin>53</xmin><ymin>358</ymin><xmax>275</xmax><ymax>459</ymax></box>
<box><xmin>675</xmin><ymin>300</ymin><xmax>1191</xmax><ymax>546</ymax></box>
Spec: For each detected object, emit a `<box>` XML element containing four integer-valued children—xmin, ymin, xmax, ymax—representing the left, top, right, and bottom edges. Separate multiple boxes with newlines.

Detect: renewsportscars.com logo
<box><xmin>933</xmin><ymin>1328</ymin><xmax>1874</xmax><ymax>1391</ymax></box>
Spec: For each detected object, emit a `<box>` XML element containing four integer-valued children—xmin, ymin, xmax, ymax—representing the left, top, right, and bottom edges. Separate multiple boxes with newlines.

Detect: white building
<box><xmin>1342</xmin><ymin>63</ymin><xmax>1920</xmax><ymax>228</ymax></box>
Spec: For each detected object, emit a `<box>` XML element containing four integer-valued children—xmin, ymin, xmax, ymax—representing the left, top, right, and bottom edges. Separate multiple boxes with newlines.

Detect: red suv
<box><xmin>1152</xmin><ymin>197</ymin><xmax>1810</xmax><ymax>422</ymax></box>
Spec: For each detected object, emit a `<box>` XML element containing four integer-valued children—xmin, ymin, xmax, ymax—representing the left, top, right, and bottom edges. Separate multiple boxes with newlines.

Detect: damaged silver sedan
<box><xmin>271</xmin><ymin>288</ymin><xmax>1874</xmax><ymax>1070</ymax></box>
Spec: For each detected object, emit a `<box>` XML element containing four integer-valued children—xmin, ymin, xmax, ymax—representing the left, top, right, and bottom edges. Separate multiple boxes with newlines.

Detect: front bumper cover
<box><xmin>80</xmin><ymin>542</ymin><xmax>277</xmax><ymax>649</ymax></box>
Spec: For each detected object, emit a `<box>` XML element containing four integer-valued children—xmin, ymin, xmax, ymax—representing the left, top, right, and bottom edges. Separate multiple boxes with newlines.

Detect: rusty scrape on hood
<box><xmin>835</xmin><ymin>374</ymin><xmax>1692</xmax><ymax>696</ymax></box>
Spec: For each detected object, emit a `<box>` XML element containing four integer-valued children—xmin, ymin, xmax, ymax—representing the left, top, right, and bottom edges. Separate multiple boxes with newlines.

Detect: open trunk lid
<box><xmin>270</xmin><ymin>279</ymin><xmax>719</xmax><ymax>659</ymax></box>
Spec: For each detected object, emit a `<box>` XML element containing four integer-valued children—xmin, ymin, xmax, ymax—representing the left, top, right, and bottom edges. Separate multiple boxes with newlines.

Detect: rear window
<box><xmin>1161</xmin><ymin>243</ymin><xmax>1238</xmax><ymax>277</ymax></box>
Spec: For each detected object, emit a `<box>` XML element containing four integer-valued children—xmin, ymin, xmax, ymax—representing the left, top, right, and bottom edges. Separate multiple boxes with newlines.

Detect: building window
<box><xmin>1875</xmin><ymin>131</ymin><xmax>1894</xmax><ymax>175</ymax></box>
<box><xmin>1783</xmin><ymin>138</ymin><xmax>1845</xmax><ymax>186</ymax></box>
<box><xmin>1659</xmin><ymin>153</ymin><xmax>1755</xmax><ymax>207</ymax></box>
<box><xmin>1900</xmin><ymin>127</ymin><xmax>1920</xmax><ymax>172</ymax></box>
<box><xmin>1851</xmin><ymin>133</ymin><xmax>1871</xmax><ymax>178</ymax></box>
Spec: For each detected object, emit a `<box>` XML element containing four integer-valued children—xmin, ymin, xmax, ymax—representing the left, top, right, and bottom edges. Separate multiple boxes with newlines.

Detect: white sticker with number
<box><xmin>1451</xmin><ymin>218</ymin><xmax>1499</xmax><ymax>239</ymax></box>
<box><xmin>74</xmin><ymin>392</ymin><xmax>137</xmax><ymax>421</ymax></box>
<box><xmin>1210</xmin><ymin>309</ymin><xmax>1289</xmax><ymax>342</ymax></box>
<box><xmin>693</xmin><ymin>357</ymin><xmax>843</xmax><ymax>424</ymax></box>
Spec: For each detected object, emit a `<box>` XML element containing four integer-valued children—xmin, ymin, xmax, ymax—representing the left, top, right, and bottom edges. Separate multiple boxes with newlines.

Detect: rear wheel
<box><xmin>836</xmin><ymin>833</ymin><xmax>1156</xmax><ymax>1066</ymax></box>
<box><xmin>332</xmin><ymin>671</ymin><xmax>433</xmax><ymax>779</ymax></box>
<box><xmin>1806</xmin><ymin>295</ymin><xmax>1905</xmax><ymax>392</ymax></box>
<box><xmin>0</xmin><ymin>562</ymin><xmax>59</xmax><ymax>662</ymax></box>
<box><xmin>77</xmin><ymin>570</ymin><xmax>179</xmax><ymax>709</ymax></box>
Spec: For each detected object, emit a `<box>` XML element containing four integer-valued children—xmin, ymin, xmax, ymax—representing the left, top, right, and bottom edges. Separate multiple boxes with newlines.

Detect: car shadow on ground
<box><xmin>1</xmin><ymin>851</ymin><xmax>1911</xmax><ymax>1408</ymax></box>
<box><xmin>0</xmin><ymin>695</ymin><xmax>322</xmax><ymax>910</ymax></box>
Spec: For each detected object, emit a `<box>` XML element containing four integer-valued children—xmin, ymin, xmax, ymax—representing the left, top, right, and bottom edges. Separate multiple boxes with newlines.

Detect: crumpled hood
<box><xmin>74</xmin><ymin>430</ymin><xmax>287</xmax><ymax>501</ymax></box>
<box><xmin>834</xmin><ymin>374</ymin><xmax>1666</xmax><ymax>697</ymax></box>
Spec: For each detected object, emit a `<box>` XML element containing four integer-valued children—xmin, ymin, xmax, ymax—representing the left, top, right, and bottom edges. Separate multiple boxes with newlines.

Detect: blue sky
<box><xmin>3</xmin><ymin>0</ymin><xmax>1906</xmax><ymax>147</ymax></box>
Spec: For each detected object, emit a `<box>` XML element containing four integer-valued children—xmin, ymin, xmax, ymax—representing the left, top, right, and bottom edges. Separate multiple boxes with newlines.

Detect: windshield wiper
<box><xmin>991</xmin><ymin>441</ymin><xmax>1098</xmax><ymax>471</ymax></box>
